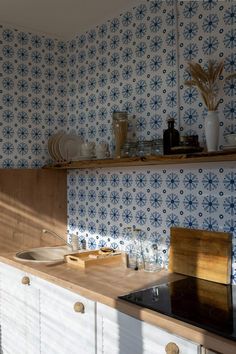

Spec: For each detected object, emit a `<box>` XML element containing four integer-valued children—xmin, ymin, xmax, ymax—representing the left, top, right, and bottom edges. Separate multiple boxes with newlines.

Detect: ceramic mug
<box><xmin>81</xmin><ymin>142</ymin><xmax>95</xmax><ymax>156</ymax></box>
<box><xmin>225</xmin><ymin>133</ymin><xmax>236</xmax><ymax>145</ymax></box>
<box><xmin>96</xmin><ymin>142</ymin><xmax>110</xmax><ymax>159</ymax></box>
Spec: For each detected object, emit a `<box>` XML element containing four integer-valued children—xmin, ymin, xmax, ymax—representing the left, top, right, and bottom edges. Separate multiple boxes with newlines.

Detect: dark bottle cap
<box><xmin>167</xmin><ymin>117</ymin><xmax>175</xmax><ymax>123</ymax></box>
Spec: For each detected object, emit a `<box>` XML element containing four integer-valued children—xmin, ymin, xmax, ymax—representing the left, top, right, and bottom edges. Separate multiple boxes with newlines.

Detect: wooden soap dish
<box><xmin>64</xmin><ymin>250</ymin><xmax>127</xmax><ymax>268</ymax></box>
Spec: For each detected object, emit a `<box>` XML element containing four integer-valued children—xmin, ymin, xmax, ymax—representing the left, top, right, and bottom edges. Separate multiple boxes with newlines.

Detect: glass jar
<box><xmin>151</xmin><ymin>139</ymin><xmax>163</xmax><ymax>155</ymax></box>
<box><xmin>112</xmin><ymin>112</ymin><xmax>128</xmax><ymax>158</ymax></box>
<box><xmin>137</xmin><ymin>141</ymin><xmax>153</xmax><ymax>157</ymax></box>
<box><xmin>121</xmin><ymin>141</ymin><xmax>137</xmax><ymax>158</ymax></box>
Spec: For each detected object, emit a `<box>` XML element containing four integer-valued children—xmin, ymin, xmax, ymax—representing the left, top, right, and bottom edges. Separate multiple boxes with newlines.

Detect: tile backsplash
<box><xmin>1</xmin><ymin>1</ymin><xmax>236</xmax><ymax>280</ymax></box>
<box><xmin>0</xmin><ymin>27</ymin><xmax>68</xmax><ymax>167</ymax></box>
<box><xmin>67</xmin><ymin>162</ymin><xmax>236</xmax><ymax>281</ymax></box>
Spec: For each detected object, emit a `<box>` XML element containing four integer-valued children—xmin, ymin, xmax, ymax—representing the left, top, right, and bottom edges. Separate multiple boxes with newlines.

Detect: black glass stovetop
<box><xmin>119</xmin><ymin>277</ymin><xmax>236</xmax><ymax>342</ymax></box>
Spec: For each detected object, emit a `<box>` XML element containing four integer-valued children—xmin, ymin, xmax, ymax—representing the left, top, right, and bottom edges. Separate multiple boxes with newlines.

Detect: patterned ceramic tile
<box><xmin>178</xmin><ymin>0</ymin><xmax>236</xmax><ymax>145</ymax></box>
<box><xmin>0</xmin><ymin>26</ymin><xmax>67</xmax><ymax>167</ymax></box>
<box><xmin>65</xmin><ymin>0</ymin><xmax>236</xmax><ymax>282</ymax></box>
<box><xmin>67</xmin><ymin>162</ymin><xmax>236</xmax><ymax>281</ymax></box>
<box><xmin>66</xmin><ymin>0</ymin><xmax>178</xmax><ymax>147</ymax></box>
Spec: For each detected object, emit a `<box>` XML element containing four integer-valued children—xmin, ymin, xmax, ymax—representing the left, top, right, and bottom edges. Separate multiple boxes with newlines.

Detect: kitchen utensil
<box><xmin>58</xmin><ymin>134</ymin><xmax>81</xmax><ymax>161</ymax></box>
<box><xmin>168</xmin><ymin>227</ymin><xmax>232</xmax><ymax>284</ymax></box>
<box><xmin>48</xmin><ymin>132</ymin><xmax>63</xmax><ymax>161</ymax></box>
<box><xmin>52</xmin><ymin>132</ymin><xmax>64</xmax><ymax>161</ymax></box>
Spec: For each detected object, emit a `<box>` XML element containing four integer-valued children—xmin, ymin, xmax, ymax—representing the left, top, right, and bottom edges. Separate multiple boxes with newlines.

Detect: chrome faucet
<box><xmin>42</xmin><ymin>229</ymin><xmax>73</xmax><ymax>250</ymax></box>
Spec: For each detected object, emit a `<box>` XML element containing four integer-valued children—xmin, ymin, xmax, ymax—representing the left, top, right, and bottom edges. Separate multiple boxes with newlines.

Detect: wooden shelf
<box><xmin>43</xmin><ymin>150</ymin><xmax>236</xmax><ymax>170</ymax></box>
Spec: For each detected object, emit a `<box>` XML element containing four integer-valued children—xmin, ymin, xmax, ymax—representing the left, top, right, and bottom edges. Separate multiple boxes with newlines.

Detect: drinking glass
<box><xmin>143</xmin><ymin>243</ymin><xmax>162</xmax><ymax>272</ymax></box>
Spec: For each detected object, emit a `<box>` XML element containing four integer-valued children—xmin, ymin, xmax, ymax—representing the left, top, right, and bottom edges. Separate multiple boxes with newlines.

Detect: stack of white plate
<box><xmin>223</xmin><ymin>144</ymin><xmax>236</xmax><ymax>151</ymax></box>
<box><xmin>48</xmin><ymin>132</ymin><xmax>81</xmax><ymax>162</ymax></box>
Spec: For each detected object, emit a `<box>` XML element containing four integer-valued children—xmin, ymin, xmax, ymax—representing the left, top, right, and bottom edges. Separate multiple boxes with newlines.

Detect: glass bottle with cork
<box><xmin>163</xmin><ymin>117</ymin><xmax>180</xmax><ymax>154</ymax></box>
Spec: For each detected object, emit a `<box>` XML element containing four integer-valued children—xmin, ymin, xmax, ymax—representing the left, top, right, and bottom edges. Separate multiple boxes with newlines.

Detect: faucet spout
<box><xmin>42</xmin><ymin>229</ymin><xmax>73</xmax><ymax>250</ymax></box>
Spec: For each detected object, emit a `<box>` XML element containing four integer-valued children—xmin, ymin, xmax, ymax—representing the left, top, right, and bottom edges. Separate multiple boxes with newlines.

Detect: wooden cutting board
<box><xmin>168</xmin><ymin>227</ymin><xmax>232</xmax><ymax>284</ymax></box>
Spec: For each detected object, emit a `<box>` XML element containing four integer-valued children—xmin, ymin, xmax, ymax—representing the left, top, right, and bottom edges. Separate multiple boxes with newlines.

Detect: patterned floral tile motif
<box><xmin>65</xmin><ymin>0</ymin><xmax>236</xmax><ymax>282</ymax></box>
<box><xmin>67</xmin><ymin>162</ymin><xmax>236</xmax><ymax>281</ymax></box>
<box><xmin>0</xmin><ymin>1</ymin><xmax>236</xmax><ymax>281</ymax></box>
<box><xmin>0</xmin><ymin>26</ymin><xmax>67</xmax><ymax>168</ymax></box>
<box><xmin>67</xmin><ymin>0</ymin><xmax>178</xmax><ymax>146</ymax></box>
<box><xmin>178</xmin><ymin>0</ymin><xmax>236</xmax><ymax>145</ymax></box>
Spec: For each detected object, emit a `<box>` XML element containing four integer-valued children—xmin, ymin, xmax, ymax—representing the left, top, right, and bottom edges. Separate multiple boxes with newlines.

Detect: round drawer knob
<box><xmin>165</xmin><ymin>342</ymin><xmax>179</xmax><ymax>354</ymax></box>
<box><xmin>21</xmin><ymin>276</ymin><xmax>30</xmax><ymax>285</ymax></box>
<box><xmin>74</xmin><ymin>302</ymin><xmax>85</xmax><ymax>313</ymax></box>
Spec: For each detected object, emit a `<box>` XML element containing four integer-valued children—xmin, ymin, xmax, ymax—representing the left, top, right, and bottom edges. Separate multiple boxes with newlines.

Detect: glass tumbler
<box><xmin>143</xmin><ymin>243</ymin><xmax>162</xmax><ymax>272</ymax></box>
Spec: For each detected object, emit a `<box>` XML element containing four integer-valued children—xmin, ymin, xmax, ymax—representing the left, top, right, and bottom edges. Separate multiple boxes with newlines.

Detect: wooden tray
<box><xmin>64</xmin><ymin>250</ymin><xmax>127</xmax><ymax>268</ymax></box>
<box><xmin>169</xmin><ymin>227</ymin><xmax>232</xmax><ymax>284</ymax></box>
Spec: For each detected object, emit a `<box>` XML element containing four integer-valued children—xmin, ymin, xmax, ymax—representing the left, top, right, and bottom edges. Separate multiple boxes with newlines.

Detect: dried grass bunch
<box><xmin>185</xmin><ymin>61</ymin><xmax>235</xmax><ymax>111</ymax></box>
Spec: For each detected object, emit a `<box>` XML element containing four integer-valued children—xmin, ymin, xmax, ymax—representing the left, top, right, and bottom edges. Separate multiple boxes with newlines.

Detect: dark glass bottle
<box><xmin>163</xmin><ymin>118</ymin><xmax>180</xmax><ymax>155</ymax></box>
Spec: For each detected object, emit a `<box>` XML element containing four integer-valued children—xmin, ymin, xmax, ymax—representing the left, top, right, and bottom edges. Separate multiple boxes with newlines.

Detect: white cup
<box><xmin>96</xmin><ymin>142</ymin><xmax>110</xmax><ymax>159</ymax></box>
<box><xmin>97</xmin><ymin>142</ymin><xmax>108</xmax><ymax>152</ymax></box>
<box><xmin>81</xmin><ymin>142</ymin><xmax>95</xmax><ymax>156</ymax></box>
<box><xmin>225</xmin><ymin>133</ymin><xmax>236</xmax><ymax>145</ymax></box>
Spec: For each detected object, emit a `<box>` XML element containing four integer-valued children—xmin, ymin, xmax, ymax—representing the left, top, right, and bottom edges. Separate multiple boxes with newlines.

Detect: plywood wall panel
<box><xmin>0</xmin><ymin>169</ymin><xmax>67</xmax><ymax>253</ymax></box>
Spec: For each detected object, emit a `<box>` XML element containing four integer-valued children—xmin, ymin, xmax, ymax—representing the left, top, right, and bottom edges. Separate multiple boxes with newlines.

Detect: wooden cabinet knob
<box><xmin>21</xmin><ymin>276</ymin><xmax>30</xmax><ymax>285</ymax></box>
<box><xmin>74</xmin><ymin>302</ymin><xmax>85</xmax><ymax>313</ymax></box>
<box><xmin>165</xmin><ymin>342</ymin><xmax>179</xmax><ymax>354</ymax></box>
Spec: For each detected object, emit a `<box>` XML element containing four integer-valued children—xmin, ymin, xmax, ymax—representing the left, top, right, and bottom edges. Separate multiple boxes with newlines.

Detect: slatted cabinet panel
<box><xmin>0</xmin><ymin>263</ymin><xmax>96</xmax><ymax>354</ymax></box>
<box><xmin>97</xmin><ymin>303</ymin><xmax>200</xmax><ymax>354</ymax></box>
<box><xmin>0</xmin><ymin>263</ymin><xmax>40</xmax><ymax>354</ymax></box>
<box><xmin>39</xmin><ymin>278</ymin><xmax>96</xmax><ymax>354</ymax></box>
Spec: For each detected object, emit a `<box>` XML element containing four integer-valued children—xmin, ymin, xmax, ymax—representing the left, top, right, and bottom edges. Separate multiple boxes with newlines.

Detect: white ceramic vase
<box><xmin>204</xmin><ymin>111</ymin><xmax>219</xmax><ymax>152</ymax></box>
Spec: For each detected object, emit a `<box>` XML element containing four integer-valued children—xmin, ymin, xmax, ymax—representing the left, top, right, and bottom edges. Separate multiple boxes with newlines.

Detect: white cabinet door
<box><xmin>0</xmin><ymin>263</ymin><xmax>40</xmax><ymax>354</ymax></box>
<box><xmin>97</xmin><ymin>303</ymin><xmax>200</xmax><ymax>354</ymax></box>
<box><xmin>39</xmin><ymin>279</ymin><xmax>96</xmax><ymax>354</ymax></box>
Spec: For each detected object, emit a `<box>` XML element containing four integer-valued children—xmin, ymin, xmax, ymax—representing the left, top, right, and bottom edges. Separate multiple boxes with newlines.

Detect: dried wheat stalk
<box><xmin>185</xmin><ymin>60</ymin><xmax>236</xmax><ymax>111</ymax></box>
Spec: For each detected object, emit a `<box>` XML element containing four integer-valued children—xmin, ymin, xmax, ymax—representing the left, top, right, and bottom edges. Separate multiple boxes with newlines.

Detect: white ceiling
<box><xmin>0</xmin><ymin>0</ymin><xmax>141</xmax><ymax>39</ymax></box>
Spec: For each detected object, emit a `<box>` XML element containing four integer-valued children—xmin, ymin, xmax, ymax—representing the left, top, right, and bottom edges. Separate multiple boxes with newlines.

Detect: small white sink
<box><xmin>15</xmin><ymin>246</ymin><xmax>71</xmax><ymax>263</ymax></box>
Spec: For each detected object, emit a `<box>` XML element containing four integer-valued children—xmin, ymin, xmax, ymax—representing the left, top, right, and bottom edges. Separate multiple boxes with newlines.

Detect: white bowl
<box><xmin>225</xmin><ymin>133</ymin><xmax>236</xmax><ymax>145</ymax></box>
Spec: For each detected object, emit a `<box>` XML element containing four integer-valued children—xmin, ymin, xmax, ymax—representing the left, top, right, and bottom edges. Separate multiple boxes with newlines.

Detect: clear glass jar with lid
<box><xmin>121</xmin><ymin>141</ymin><xmax>137</xmax><ymax>157</ymax></box>
<box><xmin>137</xmin><ymin>141</ymin><xmax>153</xmax><ymax>157</ymax></box>
<box><xmin>152</xmin><ymin>139</ymin><xmax>163</xmax><ymax>155</ymax></box>
<box><xmin>112</xmin><ymin>111</ymin><xmax>128</xmax><ymax>158</ymax></box>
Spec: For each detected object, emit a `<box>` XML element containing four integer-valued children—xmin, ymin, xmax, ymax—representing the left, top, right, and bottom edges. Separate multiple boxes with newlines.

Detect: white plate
<box><xmin>47</xmin><ymin>135</ymin><xmax>54</xmax><ymax>159</ymax></box>
<box><xmin>78</xmin><ymin>156</ymin><xmax>96</xmax><ymax>160</ymax></box>
<box><xmin>222</xmin><ymin>144</ymin><xmax>236</xmax><ymax>150</ymax></box>
<box><xmin>48</xmin><ymin>132</ymin><xmax>63</xmax><ymax>161</ymax></box>
<box><xmin>80</xmin><ymin>153</ymin><xmax>94</xmax><ymax>158</ymax></box>
<box><xmin>52</xmin><ymin>132</ymin><xmax>64</xmax><ymax>161</ymax></box>
<box><xmin>59</xmin><ymin>134</ymin><xmax>81</xmax><ymax>161</ymax></box>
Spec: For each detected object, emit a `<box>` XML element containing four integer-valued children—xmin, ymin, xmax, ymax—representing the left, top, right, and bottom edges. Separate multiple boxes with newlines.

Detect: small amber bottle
<box><xmin>163</xmin><ymin>117</ymin><xmax>180</xmax><ymax>155</ymax></box>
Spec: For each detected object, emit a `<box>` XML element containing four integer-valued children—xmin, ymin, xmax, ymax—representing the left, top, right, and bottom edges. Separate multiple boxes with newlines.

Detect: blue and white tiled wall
<box><xmin>0</xmin><ymin>1</ymin><xmax>236</xmax><ymax>280</ymax></box>
<box><xmin>68</xmin><ymin>162</ymin><xmax>236</xmax><ymax>276</ymax></box>
<box><xmin>0</xmin><ymin>26</ymin><xmax>68</xmax><ymax>167</ymax></box>
<box><xmin>178</xmin><ymin>0</ymin><xmax>236</xmax><ymax>143</ymax></box>
<box><xmin>67</xmin><ymin>0</ymin><xmax>236</xmax><ymax>281</ymax></box>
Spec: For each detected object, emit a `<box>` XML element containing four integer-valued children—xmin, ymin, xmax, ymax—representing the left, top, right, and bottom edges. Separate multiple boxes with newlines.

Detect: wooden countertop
<box><xmin>0</xmin><ymin>253</ymin><xmax>235</xmax><ymax>354</ymax></box>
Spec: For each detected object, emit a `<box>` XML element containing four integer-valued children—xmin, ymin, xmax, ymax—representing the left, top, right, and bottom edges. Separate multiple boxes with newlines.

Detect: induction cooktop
<box><xmin>119</xmin><ymin>277</ymin><xmax>236</xmax><ymax>342</ymax></box>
